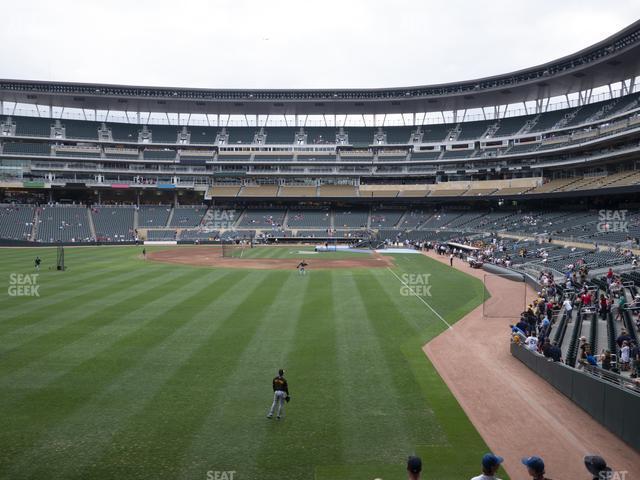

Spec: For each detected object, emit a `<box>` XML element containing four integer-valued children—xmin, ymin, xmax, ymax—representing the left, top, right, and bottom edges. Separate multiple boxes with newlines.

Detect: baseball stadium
<box><xmin>2</xmin><ymin>5</ymin><xmax>640</xmax><ymax>480</ymax></box>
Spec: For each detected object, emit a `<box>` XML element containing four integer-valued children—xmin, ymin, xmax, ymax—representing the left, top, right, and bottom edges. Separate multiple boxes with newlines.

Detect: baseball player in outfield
<box><xmin>267</xmin><ymin>369</ymin><xmax>290</xmax><ymax>420</ymax></box>
<box><xmin>297</xmin><ymin>260</ymin><xmax>308</xmax><ymax>275</ymax></box>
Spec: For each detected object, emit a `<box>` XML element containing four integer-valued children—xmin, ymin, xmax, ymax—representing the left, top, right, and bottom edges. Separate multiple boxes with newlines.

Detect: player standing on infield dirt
<box><xmin>267</xmin><ymin>369</ymin><xmax>290</xmax><ymax>420</ymax></box>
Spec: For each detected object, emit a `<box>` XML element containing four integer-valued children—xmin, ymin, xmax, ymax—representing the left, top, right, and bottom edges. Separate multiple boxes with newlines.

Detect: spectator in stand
<box><xmin>580</xmin><ymin>289</ymin><xmax>592</xmax><ymax>307</ymax></box>
<box><xmin>524</xmin><ymin>333</ymin><xmax>539</xmax><ymax>352</ymax></box>
<box><xmin>600</xmin><ymin>350</ymin><xmax>612</xmax><ymax>371</ymax></box>
<box><xmin>584</xmin><ymin>455</ymin><xmax>612</xmax><ymax>480</ymax></box>
<box><xmin>516</xmin><ymin>316</ymin><xmax>530</xmax><ymax>336</ymax></box>
<box><xmin>598</xmin><ymin>294</ymin><xmax>608</xmax><ymax>320</ymax></box>
<box><xmin>615</xmin><ymin>295</ymin><xmax>627</xmax><ymax>321</ymax></box>
<box><xmin>549</xmin><ymin>341</ymin><xmax>563</xmax><ymax>362</ymax></box>
<box><xmin>521</xmin><ymin>456</ymin><xmax>551</xmax><ymax>480</ymax></box>
<box><xmin>406</xmin><ymin>455</ymin><xmax>422</xmax><ymax>480</ymax></box>
<box><xmin>577</xmin><ymin>337</ymin><xmax>591</xmax><ymax>369</ymax></box>
<box><xmin>616</xmin><ymin>329</ymin><xmax>631</xmax><ymax>349</ymax></box>
<box><xmin>562</xmin><ymin>297</ymin><xmax>573</xmax><ymax>321</ymax></box>
<box><xmin>541</xmin><ymin>338</ymin><xmax>553</xmax><ymax>358</ymax></box>
<box><xmin>470</xmin><ymin>453</ymin><xmax>504</xmax><ymax>480</ymax></box>
<box><xmin>620</xmin><ymin>341</ymin><xmax>630</xmax><ymax>371</ymax></box>
<box><xmin>606</xmin><ymin>268</ymin><xmax>614</xmax><ymax>287</ymax></box>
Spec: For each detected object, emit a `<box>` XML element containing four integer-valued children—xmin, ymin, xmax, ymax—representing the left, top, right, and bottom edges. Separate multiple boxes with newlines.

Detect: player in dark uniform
<box><xmin>34</xmin><ymin>256</ymin><xmax>41</xmax><ymax>271</ymax></box>
<box><xmin>267</xmin><ymin>369</ymin><xmax>290</xmax><ymax>419</ymax></box>
<box><xmin>297</xmin><ymin>260</ymin><xmax>308</xmax><ymax>276</ymax></box>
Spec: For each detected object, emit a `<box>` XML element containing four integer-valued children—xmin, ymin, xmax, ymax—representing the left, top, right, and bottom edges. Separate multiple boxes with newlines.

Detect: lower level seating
<box><xmin>36</xmin><ymin>205</ymin><xmax>93</xmax><ymax>243</ymax></box>
<box><xmin>0</xmin><ymin>204</ymin><xmax>35</xmax><ymax>240</ymax></box>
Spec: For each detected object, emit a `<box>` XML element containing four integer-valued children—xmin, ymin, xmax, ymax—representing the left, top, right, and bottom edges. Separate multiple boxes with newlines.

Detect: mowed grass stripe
<box><xmin>180</xmin><ymin>272</ymin><xmax>313</xmax><ymax>480</ymax></box>
<box><xmin>253</xmin><ymin>271</ymin><xmax>343</xmax><ymax>480</ymax></box>
<box><xmin>390</xmin><ymin>254</ymin><xmax>486</xmax><ymax>325</ymax></box>
<box><xmin>0</xmin><ymin>246</ymin><xmax>141</xmax><ymax>281</ymax></box>
<box><xmin>0</xmin><ymin>247</ymin><xmax>160</xmax><ymax>309</ymax></box>
<box><xmin>0</xmin><ymin>268</ymin><xmax>200</xmax><ymax>378</ymax></box>
<box><xmin>0</xmin><ymin>268</ymin><xmax>218</xmax><ymax>477</ymax></box>
<box><xmin>84</xmin><ymin>272</ymin><xmax>288</xmax><ymax>479</ymax></box>
<box><xmin>353</xmin><ymin>272</ymin><xmax>448</xmax><ymax>446</ymax></box>
<box><xmin>0</xmin><ymin>266</ymin><xmax>167</xmax><ymax>346</ymax></box>
<box><xmin>0</xmin><ymin>261</ymin><xmax>168</xmax><ymax>324</ymax></box>
<box><xmin>331</xmin><ymin>271</ymin><xmax>413</xmax><ymax>464</ymax></box>
<box><xmin>8</xmin><ymin>270</ymin><xmax>252</xmax><ymax>480</ymax></box>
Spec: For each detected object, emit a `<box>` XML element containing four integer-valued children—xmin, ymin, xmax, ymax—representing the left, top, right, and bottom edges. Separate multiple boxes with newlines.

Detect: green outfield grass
<box><xmin>224</xmin><ymin>244</ymin><xmax>370</xmax><ymax>260</ymax></box>
<box><xmin>0</xmin><ymin>246</ymin><xmax>502</xmax><ymax>480</ymax></box>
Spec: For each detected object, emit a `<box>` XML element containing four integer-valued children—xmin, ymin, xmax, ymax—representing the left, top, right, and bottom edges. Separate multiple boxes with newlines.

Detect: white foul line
<box><xmin>386</xmin><ymin>267</ymin><xmax>453</xmax><ymax>330</ymax></box>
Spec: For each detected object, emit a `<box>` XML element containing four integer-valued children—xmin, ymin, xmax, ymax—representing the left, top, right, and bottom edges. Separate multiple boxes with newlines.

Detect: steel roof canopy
<box><xmin>1</xmin><ymin>19</ymin><xmax>639</xmax><ymax>115</ymax></box>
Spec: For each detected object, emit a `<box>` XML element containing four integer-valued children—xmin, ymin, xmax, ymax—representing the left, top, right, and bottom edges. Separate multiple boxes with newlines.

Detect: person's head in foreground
<box><xmin>406</xmin><ymin>455</ymin><xmax>422</xmax><ymax>479</ymax></box>
<box><xmin>480</xmin><ymin>452</ymin><xmax>503</xmax><ymax>477</ymax></box>
<box><xmin>584</xmin><ymin>455</ymin><xmax>612</xmax><ymax>480</ymax></box>
<box><xmin>521</xmin><ymin>455</ymin><xmax>550</xmax><ymax>479</ymax></box>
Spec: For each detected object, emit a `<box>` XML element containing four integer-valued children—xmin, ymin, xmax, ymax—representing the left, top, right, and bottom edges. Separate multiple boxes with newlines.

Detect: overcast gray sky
<box><xmin>1</xmin><ymin>0</ymin><xmax>639</xmax><ymax>90</ymax></box>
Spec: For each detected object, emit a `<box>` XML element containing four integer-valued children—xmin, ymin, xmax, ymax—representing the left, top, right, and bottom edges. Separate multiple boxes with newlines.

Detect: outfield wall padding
<box><xmin>511</xmin><ymin>343</ymin><xmax>640</xmax><ymax>450</ymax></box>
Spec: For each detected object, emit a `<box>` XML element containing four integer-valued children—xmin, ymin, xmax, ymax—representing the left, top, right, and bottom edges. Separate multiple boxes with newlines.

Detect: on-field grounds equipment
<box><xmin>482</xmin><ymin>272</ymin><xmax>527</xmax><ymax>318</ymax></box>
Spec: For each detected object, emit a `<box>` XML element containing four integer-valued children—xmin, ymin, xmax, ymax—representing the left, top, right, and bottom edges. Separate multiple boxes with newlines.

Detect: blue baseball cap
<box><xmin>482</xmin><ymin>453</ymin><xmax>504</xmax><ymax>470</ymax></box>
<box><xmin>407</xmin><ymin>455</ymin><xmax>422</xmax><ymax>474</ymax></box>
<box><xmin>522</xmin><ymin>456</ymin><xmax>545</xmax><ymax>474</ymax></box>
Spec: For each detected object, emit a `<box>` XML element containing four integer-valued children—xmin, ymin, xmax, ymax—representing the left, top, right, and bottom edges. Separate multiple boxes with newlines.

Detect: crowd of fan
<box><xmin>509</xmin><ymin>265</ymin><xmax>640</xmax><ymax>379</ymax></box>
<box><xmin>404</xmin><ymin>452</ymin><xmax>618</xmax><ymax>479</ymax></box>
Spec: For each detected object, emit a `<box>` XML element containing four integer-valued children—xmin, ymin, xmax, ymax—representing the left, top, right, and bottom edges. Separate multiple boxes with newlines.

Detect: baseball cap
<box><xmin>584</xmin><ymin>455</ymin><xmax>611</xmax><ymax>475</ymax></box>
<box><xmin>522</xmin><ymin>456</ymin><xmax>545</xmax><ymax>474</ymax></box>
<box><xmin>482</xmin><ymin>453</ymin><xmax>504</xmax><ymax>470</ymax></box>
<box><xmin>278</xmin><ymin>369</ymin><xmax>284</xmax><ymax>376</ymax></box>
<box><xmin>407</xmin><ymin>455</ymin><xmax>422</xmax><ymax>474</ymax></box>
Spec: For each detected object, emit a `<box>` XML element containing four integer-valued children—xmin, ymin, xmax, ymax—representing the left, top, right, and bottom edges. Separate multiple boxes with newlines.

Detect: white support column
<box><xmin>412</xmin><ymin>112</ymin><xmax>416</xmax><ymax>126</ymax></box>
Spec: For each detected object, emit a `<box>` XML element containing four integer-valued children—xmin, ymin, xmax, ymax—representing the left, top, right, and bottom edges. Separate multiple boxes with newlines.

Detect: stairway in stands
<box><xmin>165</xmin><ymin>207</ymin><xmax>175</xmax><ymax>227</ymax></box>
<box><xmin>87</xmin><ymin>207</ymin><xmax>97</xmax><ymax>240</ymax></box>
<box><xmin>29</xmin><ymin>208</ymin><xmax>40</xmax><ymax>241</ymax></box>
